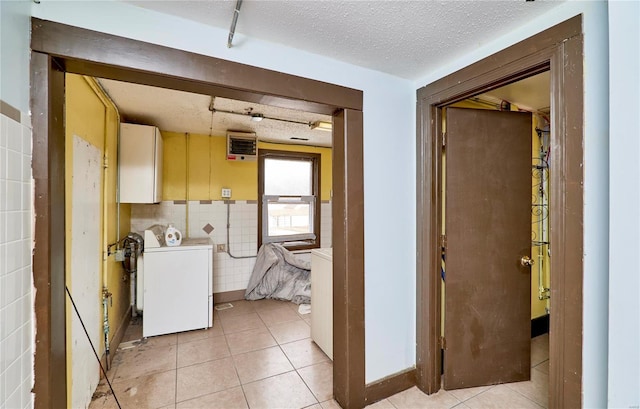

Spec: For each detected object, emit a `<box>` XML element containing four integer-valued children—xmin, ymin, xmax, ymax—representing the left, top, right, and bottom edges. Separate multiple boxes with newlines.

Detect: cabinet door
<box><xmin>153</xmin><ymin>127</ymin><xmax>163</xmax><ymax>203</ymax></box>
<box><xmin>119</xmin><ymin>123</ymin><xmax>162</xmax><ymax>203</ymax></box>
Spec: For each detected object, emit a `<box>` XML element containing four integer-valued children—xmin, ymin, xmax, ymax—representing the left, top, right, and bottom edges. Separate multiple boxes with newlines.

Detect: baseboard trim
<box><xmin>364</xmin><ymin>368</ymin><xmax>416</xmax><ymax>405</ymax></box>
<box><xmin>531</xmin><ymin>314</ymin><xmax>550</xmax><ymax>338</ymax></box>
<box><xmin>99</xmin><ymin>305</ymin><xmax>132</xmax><ymax>377</ymax></box>
<box><xmin>214</xmin><ymin>289</ymin><xmax>246</xmax><ymax>304</ymax></box>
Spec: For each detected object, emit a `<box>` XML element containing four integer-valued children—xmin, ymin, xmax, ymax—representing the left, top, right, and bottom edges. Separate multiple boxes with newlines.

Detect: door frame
<box><xmin>416</xmin><ymin>15</ymin><xmax>583</xmax><ymax>408</ymax></box>
<box><xmin>31</xmin><ymin>18</ymin><xmax>366</xmax><ymax>409</ymax></box>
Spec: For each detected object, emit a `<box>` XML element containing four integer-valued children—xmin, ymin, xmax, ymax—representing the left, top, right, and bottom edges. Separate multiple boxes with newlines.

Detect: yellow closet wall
<box><xmin>65</xmin><ymin>74</ymin><xmax>132</xmax><ymax>404</ymax></box>
<box><xmin>162</xmin><ymin>132</ymin><xmax>332</xmax><ymax>201</ymax></box>
<box><xmin>531</xmin><ymin>115</ymin><xmax>551</xmax><ymax>319</ymax></box>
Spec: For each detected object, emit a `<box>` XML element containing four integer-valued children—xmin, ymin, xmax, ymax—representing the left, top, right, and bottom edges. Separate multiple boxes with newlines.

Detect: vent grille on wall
<box><xmin>227</xmin><ymin>132</ymin><xmax>257</xmax><ymax>161</ymax></box>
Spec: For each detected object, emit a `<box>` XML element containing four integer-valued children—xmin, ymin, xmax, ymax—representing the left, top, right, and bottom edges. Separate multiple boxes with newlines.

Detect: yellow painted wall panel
<box><xmin>64</xmin><ymin>74</ymin><xmax>107</xmax><ymax>403</ymax></box>
<box><xmin>65</xmin><ymin>75</ymin><xmax>106</xmax><ymax>151</ymax></box>
<box><xmin>161</xmin><ymin>133</ymin><xmax>332</xmax><ymax>202</ymax></box>
<box><xmin>162</xmin><ymin>132</ymin><xmax>187</xmax><ymax>200</ymax></box>
<box><xmin>65</xmin><ymin>74</ymin><xmax>133</xmax><ymax>406</ymax></box>
<box><xmin>210</xmin><ymin>135</ymin><xmax>256</xmax><ymax>200</ymax></box>
<box><xmin>188</xmin><ymin>134</ymin><xmax>212</xmax><ymax>199</ymax></box>
<box><xmin>531</xmin><ymin>114</ymin><xmax>551</xmax><ymax>319</ymax></box>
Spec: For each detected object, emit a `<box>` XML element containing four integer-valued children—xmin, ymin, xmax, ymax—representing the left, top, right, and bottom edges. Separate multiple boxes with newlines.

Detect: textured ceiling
<box><xmin>125</xmin><ymin>0</ymin><xmax>565</xmax><ymax>80</ymax></box>
<box><xmin>99</xmin><ymin>72</ymin><xmax>549</xmax><ymax>150</ymax></box>
<box><xmin>100</xmin><ymin>1</ymin><xmax>557</xmax><ymax>148</ymax></box>
<box><xmin>98</xmin><ymin>78</ymin><xmax>333</xmax><ymax>147</ymax></box>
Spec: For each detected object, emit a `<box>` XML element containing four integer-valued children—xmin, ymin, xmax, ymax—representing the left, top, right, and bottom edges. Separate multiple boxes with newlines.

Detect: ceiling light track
<box><xmin>211</xmin><ymin>106</ymin><xmax>327</xmax><ymax>129</ymax></box>
<box><xmin>208</xmin><ymin>96</ymin><xmax>332</xmax><ymax>131</ymax></box>
<box><xmin>227</xmin><ymin>0</ymin><xmax>243</xmax><ymax>48</ymax></box>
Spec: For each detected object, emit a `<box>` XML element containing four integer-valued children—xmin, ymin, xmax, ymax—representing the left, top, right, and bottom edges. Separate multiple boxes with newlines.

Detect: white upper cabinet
<box><xmin>119</xmin><ymin>123</ymin><xmax>163</xmax><ymax>203</ymax></box>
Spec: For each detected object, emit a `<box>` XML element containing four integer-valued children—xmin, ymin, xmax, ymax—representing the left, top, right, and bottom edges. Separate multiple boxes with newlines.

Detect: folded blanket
<box><xmin>244</xmin><ymin>243</ymin><xmax>311</xmax><ymax>304</ymax></box>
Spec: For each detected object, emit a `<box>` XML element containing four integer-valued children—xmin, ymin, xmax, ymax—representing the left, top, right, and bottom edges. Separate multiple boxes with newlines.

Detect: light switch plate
<box><xmin>221</xmin><ymin>188</ymin><xmax>232</xmax><ymax>198</ymax></box>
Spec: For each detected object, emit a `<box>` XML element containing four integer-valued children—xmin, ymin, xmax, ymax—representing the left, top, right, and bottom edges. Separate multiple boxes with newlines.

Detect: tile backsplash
<box><xmin>0</xmin><ymin>110</ymin><xmax>34</xmax><ymax>409</ymax></box>
<box><xmin>131</xmin><ymin>200</ymin><xmax>332</xmax><ymax>293</ymax></box>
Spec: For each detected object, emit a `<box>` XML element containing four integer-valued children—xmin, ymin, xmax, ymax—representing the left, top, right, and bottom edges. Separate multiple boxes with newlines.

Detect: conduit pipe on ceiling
<box><xmin>227</xmin><ymin>0</ymin><xmax>243</xmax><ymax>48</ymax></box>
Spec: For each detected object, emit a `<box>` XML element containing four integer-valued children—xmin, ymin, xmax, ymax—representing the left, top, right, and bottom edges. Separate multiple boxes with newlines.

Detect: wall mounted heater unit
<box><xmin>227</xmin><ymin>132</ymin><xmax>257</xmax><ymax>161</ymax></box>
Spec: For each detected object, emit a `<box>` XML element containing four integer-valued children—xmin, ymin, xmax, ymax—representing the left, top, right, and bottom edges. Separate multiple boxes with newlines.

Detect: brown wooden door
<box><xmin>444</xmin><ymin>107</ymin><xmax>532</xmax><ymax>390</ymax></box>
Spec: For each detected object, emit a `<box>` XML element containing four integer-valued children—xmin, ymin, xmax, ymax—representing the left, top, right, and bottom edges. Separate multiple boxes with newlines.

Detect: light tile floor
<box><xmin>90</xmin><ymin>300</ymin><xmax>549</xmax><ymax>409</ymax></box>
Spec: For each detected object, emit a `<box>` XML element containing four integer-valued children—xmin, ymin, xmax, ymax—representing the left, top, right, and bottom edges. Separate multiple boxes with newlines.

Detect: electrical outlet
<box><xmin>217</xmin><ymin>244</ymin><xmax>226</xmax><ymax>253</ymax></box>
<box><xmin>221</xmin><ymin>188</ymin><xmax>232</xmax><ymax>199</ymax></box>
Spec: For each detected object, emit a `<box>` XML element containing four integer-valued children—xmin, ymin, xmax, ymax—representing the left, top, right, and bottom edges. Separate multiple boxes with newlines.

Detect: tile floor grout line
<box><xmin>224</xmin><ymin>326</ymin><xmax>253</xmax><ymax>408</ymax></box>
<box><xmin>174</xmin><ymin>347</ymin><xmax>178</xmax><ymax>408</ymax></box>
<box><xmin>239</xmin><ymin>383</ymin><xmax>252</xmax><ymax>409</ymax></box>
<box><xmin>295</xmin><ymin>365</ymin><xmax>322</xmax><ymax>406</ymax></box>
<box><xmin>503</xmin><ymin>384</ymin><xmax>547</xmax><ymax>409</ymax></box>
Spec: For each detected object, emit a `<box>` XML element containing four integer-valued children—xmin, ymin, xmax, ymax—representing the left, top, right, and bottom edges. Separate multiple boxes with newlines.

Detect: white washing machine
<box><xmin>141</xmin><ymin>238</ymin><xmax>213</xmax><ymax>338</ymax></box>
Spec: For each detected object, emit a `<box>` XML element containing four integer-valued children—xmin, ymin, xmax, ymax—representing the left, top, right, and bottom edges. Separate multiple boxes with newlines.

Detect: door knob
<box><xmin>520</xmin><ymin>256</ymin><xmax>534</xmax><ymax>267</ymax></box>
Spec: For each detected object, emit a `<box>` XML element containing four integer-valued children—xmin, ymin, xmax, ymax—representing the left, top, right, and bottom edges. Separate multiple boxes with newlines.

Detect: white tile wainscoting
<box><xmin>131</xmin><ymin>200</ymin><xmax>332</xmax><ymax>293</ymax></box>
<box><xmin>0</xmin><ymin>109</ymin><xmax>35</xmax><ymax>409</ymax></box>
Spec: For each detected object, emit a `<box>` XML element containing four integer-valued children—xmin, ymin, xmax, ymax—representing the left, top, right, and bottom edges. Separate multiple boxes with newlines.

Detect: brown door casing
<box><xmin>416</xmin><ymin>15</ymin><xmax>584</xmax><ymax>409</ymax></box>
<box><xmin>31</xmin><ymin>18</ymin><xmax>366</xmax><ymax>409</ymax></box>
<box><xmin>443</xmin><ymin>108</ymin><xmax>532</xmax><ymax>389</ymax></box>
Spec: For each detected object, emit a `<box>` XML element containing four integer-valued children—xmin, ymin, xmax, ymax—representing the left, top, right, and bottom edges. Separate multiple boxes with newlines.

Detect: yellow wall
<box><xmin>65</xmin><ymin>74</ymin><xmax>132</xmax><ymax>404</ymax></box>
<box><xmin>162</xmin><ymin>132</ymin><xmax>332</xmax><ymax>201</ymax></box>
<box><xmin>531</xmin><ymin>115</ymin><xmax>551</xmax><ymax>318</ymax></box>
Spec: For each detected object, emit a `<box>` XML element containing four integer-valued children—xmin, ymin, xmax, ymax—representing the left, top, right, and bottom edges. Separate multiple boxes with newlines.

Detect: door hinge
<box><xmin>442</xmin><ymin>132</ymin><xmax>447</xmax><ymax>148</ymax></box>
<box><xmin>440</xmin><ymin>234</ymin><xmax>447</xmax><ymax>248</ymax></box>
<box><xmin>440</xmin><ymin>336</ymin><xmax>447</xmax><ymax>350</ymax></box>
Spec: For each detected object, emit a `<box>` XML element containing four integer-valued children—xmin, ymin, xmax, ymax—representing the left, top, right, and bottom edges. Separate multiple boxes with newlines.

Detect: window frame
<box><xmin>258</xmin><ymin>149</ymin><xmax>321</xmax><ymax>251</ymax></box>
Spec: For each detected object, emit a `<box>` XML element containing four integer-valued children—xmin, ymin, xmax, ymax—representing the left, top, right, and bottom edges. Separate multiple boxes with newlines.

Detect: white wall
<box><xmin>31</xmin><ymin>1</ymin><xmax>417</xmax><ymax>383</ymax></box>
<box><xmin>608</xmin><ymin>1</ymin><xmax>640</xmax><ymax>408</ymax></box>
<box><xmin>0</xmin><ymin>0</ymin><xmax>31</xmax><ymax>113</ymax></box>
<box><xmin>415</xmin><ymin>2</ymin><xmax>610</xmax><ymax>407</ymax></box>
<box><xmin>0</xmin><ymin>1</ymin><xmax>34</xmax><ymax>408</ymax></box>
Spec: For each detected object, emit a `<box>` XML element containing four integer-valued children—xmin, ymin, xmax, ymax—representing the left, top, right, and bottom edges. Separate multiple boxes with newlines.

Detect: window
<box><xmin>258</xmin><ymin>149</ymin><xmax>321</xmax><ymax>250</ymax></box>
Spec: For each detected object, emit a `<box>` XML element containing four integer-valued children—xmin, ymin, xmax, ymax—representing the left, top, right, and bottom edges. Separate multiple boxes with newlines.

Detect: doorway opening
<box><xmin>416</xmin><ymin>15</ymin><xmax>583</xmax><ymax>408</ymax></box>
<box><xmin>31</xmin><ymin>18</ymin><xmax>366</xmax><ymax>409</ymax></box>
<box><xmin>63</xmin><ymin>73</ymin><xmax>338</xmax><ymax>407</ymax></box>
<box><xmin>436</xmin><ymin>72</ymin><xmax>551</xmax><ymax>406</ymax></box>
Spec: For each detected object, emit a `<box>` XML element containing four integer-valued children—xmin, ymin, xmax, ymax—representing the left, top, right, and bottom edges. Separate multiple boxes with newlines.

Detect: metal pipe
<box><xmin>87</xmin><ymin>77</ymin><xmax>122</xmax><ymax>252</ymax></box>
<box><xmin>227</xmin><ymin>0</ymin><xmax>243</xmax><ymax>48</ymax></box>
<box><xmin>212</xmin><ymin>107</ymin><xmax>311</xmax><ymax>127</ymax></box>
<box><xmin>226</xmin><ymin>202</ymin><xmax>257</xmax><ymax>259</ymax></box>
<box><xmin>84</xmin><ymin>76</ymin><xmax>123</xmax><ymax>365</ymax></box>
<box><xmin>102</xmin><ymin>289</ymin><xmax>111</xmax><ymax>370</ymax></box>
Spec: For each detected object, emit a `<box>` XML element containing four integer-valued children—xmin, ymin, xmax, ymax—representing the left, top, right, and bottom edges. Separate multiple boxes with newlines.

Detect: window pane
<box><xmin>267</xmin><ymin>202</ymin><xmax>312</xmax><ymax>237</ymax></box>
<box><xmin>265</xmin><ymin>158</ymin><xmax>311</xmax><ymax>196</ymax></box>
